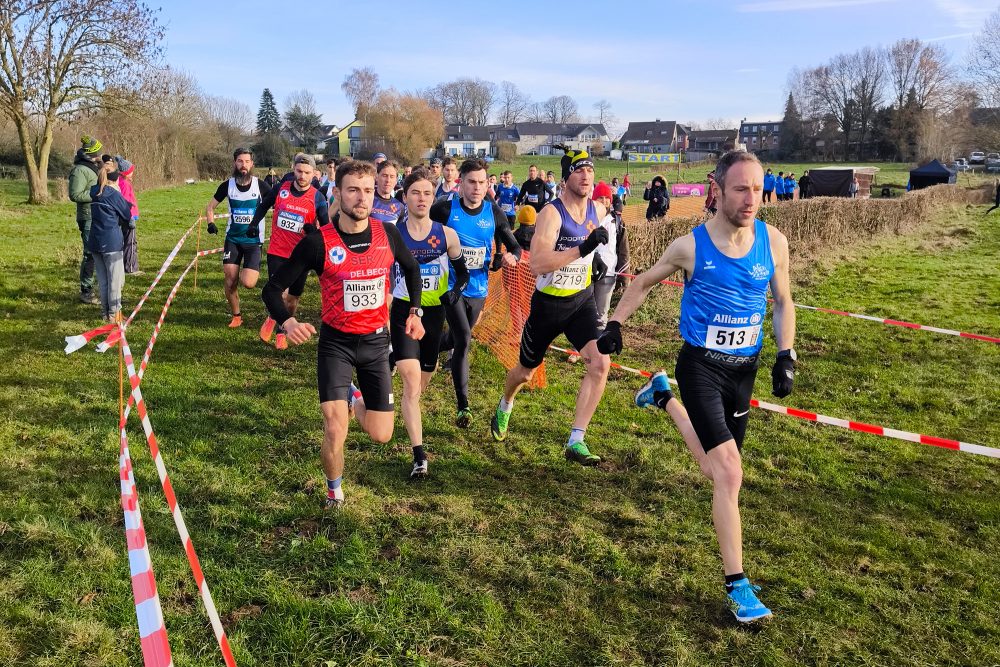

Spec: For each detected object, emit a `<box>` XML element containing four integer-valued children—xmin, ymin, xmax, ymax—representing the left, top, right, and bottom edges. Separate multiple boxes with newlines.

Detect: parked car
<box><xmin>970</xmin><ymin>151</ymin><xmax>986</xmax><ymax>164</ymax></box>
<box><xmin>986</xmin><ymin>152</ymin><xmax>1000</xmax><ymax>172</ymax></box>
<box><xmin>950</xmin><ymin>158</ymin><xmax>970</xmax><ymax>171</ymax></box>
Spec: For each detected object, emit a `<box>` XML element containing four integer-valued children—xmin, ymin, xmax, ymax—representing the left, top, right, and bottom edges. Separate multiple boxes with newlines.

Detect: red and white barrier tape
<box><xmin>65</xmin><ymin>220</ymin><xmax>199</xmax><ymax>355</ymax></box>
<box><xmin>548</xmin><ymin>344</ymin><xmax>999</xmax><ymax>459</ymax></box>
<box><xmin>119</xmin><ymin>424</ymin><xmax>173</xmax><ymax>666</ymax></box>
<box><xmin>614</xmin><ymin>271</ymin><xmax>1000</xmax><ymax>344</ymax></box>
<box><xmin>120</xmin><ymin>330</ymin><xmax>239</xmax><ymax>666</ymax></box>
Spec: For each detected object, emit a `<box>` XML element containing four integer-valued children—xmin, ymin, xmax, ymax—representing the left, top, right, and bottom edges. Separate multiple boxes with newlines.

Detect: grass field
<box><xmin>0</xmin><ymin>179</ymin><xmax>998</xmax><ymax>666</ymax></box>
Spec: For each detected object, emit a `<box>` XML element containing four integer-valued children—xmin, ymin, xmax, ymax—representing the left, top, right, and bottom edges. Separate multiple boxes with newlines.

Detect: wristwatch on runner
<box><xmin>777</xmin><ymin>348</ymin><xmax>797</xmax><ymax>362</ymax></box>
<box><xmin>409</xmin><ymin>307</ymin><xmax>424</xmax><ymax>318</ymax></box>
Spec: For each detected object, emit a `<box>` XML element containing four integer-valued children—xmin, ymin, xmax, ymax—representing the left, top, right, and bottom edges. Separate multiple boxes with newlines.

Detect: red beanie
<box><xmin>592</xmin><ymin>181</ymin><xmax>613</xmax><ymax>200</ymax></box>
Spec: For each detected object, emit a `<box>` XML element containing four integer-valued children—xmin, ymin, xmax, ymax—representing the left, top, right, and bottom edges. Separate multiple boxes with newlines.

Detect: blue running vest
<box><xmin>679</xmin><ymin>220</ymin><xmax>774</xmax><ymax>357</ymax></box>
<box><xmin>445</xmin><ymin>195</ymin><xmax>494</xmax><ymax>298</ymax></box>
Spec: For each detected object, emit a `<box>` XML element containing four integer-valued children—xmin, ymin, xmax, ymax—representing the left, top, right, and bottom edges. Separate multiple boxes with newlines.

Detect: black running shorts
<box><xmin>267</xmin><ymin>253</ymin><xmax>308</xmax><ymax>297</ymax></box>
<box><xmin>222</xmin><ymin>240</ymin><xmax>262</xmax><ymax>271</ymax></box>
<box><xmin>518</xmin><ymin>288</ymin><xmax>600</xmax><ymax>369</ymax></box>
<box><xmin>390</xmin><ymin>299</ymin><xmax>445</xmax><ymax>373</ymax></box>
<box><xmin>317</xmin><ymin>323</ymin><xmax>393</xmax><ymax>411</ymax></box>
<box><xmin>674</xmin><ymin>342</ymin><xmax>759</xmax><ymax>453</ymax></box>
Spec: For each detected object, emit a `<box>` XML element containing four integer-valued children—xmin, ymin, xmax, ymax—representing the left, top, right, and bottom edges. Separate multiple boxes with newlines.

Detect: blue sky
<box><xmin>160</xmin><ymin>0</ymin><xmax>997</xmax><ymax>132</ymax></box>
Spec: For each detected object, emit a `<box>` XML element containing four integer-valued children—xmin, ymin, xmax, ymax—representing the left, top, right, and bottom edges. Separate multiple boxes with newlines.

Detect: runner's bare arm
<box><xmin>610</xmin><ymin>234</ymin><xmax>693</xmax><ymax>325</ymax></box>
<box><xmin>767</xmin><ymin>226</ymin><xmax>795</xmax><ymax>351</ymax></box>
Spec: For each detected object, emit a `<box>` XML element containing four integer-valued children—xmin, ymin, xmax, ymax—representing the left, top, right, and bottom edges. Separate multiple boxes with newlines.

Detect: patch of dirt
<box><xmin>223</xmin><ymin>604</ymin><xmax>263</xmax><ymax>626</ymax></box>
<box><xmin>345</xmin><ymin>586</ymin><xmax>377</xmax><ymax>604</ymax></box>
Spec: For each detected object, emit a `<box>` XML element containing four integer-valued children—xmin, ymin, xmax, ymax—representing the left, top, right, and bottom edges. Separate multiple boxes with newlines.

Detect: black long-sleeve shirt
<box><xmin>262</xmin><ymin>219</ymin><xmax>421</xmax><ymax>326</ymax></box>
<box><xmin>515</xmin><ymin>177</ymin><xmax>552</xmax><ymax>211</ymax></box>
<box><xmin>429</xmin><ymin>196</ymin><xmax>522</xmax><ymax>259</ymax></box>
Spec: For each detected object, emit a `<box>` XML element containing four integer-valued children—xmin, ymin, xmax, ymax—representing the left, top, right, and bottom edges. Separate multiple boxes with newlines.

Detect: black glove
<box><xmin>303</xmin><ymin>223</ymin><xmax>318</xmax><ymax>235</ymax></box>
<box><xmin>592</xmin><ymin>254</ymin><xmax>607</xmax><ymax>282</ymax></box>
<box><xmin>442</xmin><ymin>288</ymin><xmax>462</xmax><ymax>307</ymax></box>
<box><xmin>246</xmin><ymin>223</ymin><xmax>259</xmax><ymax>240</ymax></box>
<box><xmin>596</xmin><ymin>321</ymin><xmax>622</xmax><ymax>355</ymax></box>
<box><xmin>489</xmin><ymin>253</ymin><xmax>504</xmax><ymax>272</ymax></box>
<box><xmin>578</xmin><ymin>227</ymin><xmax>609</xmax><ymax>257</ymax></box>
<box><xmin>771</xmin><ymin>354</ymin><xmax>795</xmax><ymax>398</ymax></box>
<box><xmin>207</xmin><ymin>222</ymin><xmax>218</xmax><ymax>235</ymax></box>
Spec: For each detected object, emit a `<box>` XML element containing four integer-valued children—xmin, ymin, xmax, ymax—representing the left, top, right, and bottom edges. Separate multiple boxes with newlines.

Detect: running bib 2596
<box><xmin>705</xmin><ymin>325</ymin><xmax>761</xmax><ymax>351</ymax></box>
<box><xmin>344</xmin><ymin>277</ymin><xmax>386</xmax><ymax>312</ymax></box>
<box><xmin>276</xmin><ymin>210</ymin><xmax>304</xmax><ymax>233</ymax></box>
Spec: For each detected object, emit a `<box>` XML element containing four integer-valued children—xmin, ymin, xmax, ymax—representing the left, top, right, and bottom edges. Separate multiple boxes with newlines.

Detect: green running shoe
<box><xmin>491</xmin><ymin>405</ymin><xmax>511</xmax><ymax>441</ymax></box>
<box><xmin>564</xmin><ymin>441</ymin><xmax>601</xmax><ymax>466</ymax></box>
<box><xmin>456</xmin><ymin>408</ymin><xmax>472</xmax><ymax>429</ymax></box>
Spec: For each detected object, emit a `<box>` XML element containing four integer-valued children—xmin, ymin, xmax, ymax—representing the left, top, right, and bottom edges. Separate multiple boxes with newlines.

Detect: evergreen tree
<box><xmin>256</xmin><ymin>88</ymin><xmax>281</xmax><ymax>135</ymax></box>
<box><xmin>781</xmin><ymin>93</ymin><xmax>805</xmax><ymax>159</ymax></box>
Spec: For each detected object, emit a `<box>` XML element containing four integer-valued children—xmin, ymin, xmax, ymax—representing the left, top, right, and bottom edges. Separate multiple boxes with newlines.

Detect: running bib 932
<box><xmin>344</xmin><ymin>277</ymin><xmax>385</xmax><ymax>312</ymax></box>
<box><xmin>276</xmin><ymin>210</ymin><xmax>304</xmax><ymax>233</ymax></box>
<box><xmin>461</xmin><ymin>246</ymin><xmax>487</xmax><ymax>269</ymax></box>
<box><xmin>705</xmin><ymin>325</ymin><xmax>761</xmax><ymax>351</ymax></box>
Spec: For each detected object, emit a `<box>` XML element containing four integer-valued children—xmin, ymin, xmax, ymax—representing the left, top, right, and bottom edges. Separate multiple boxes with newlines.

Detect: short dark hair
<box><xmin>335</xmin><ymin>160</ymin><xmax>377</xmax><ymax>189</ymax></box>
<box><xmin>326</xmin><ymin>158</ymin><xmax>336</xmax><ymax>166</ymax></box>
<box><xmin>459</xmin><ymin>158</ymin><xmax>489</xmax><ymax>178</ymax></box>
<box><xmin>715</xmin><ymin>150</ymin><xmax>762</xmax><ymax>192</ymax></box>
<box><xmin>233</xmin><ymin>147</ymin><xmax>252</xmax><ymax>160</ymax></box>
<box><xmin>402</xmin><ymin>167</ymin><xmax>435</xmax><ymax>194</ymax></box>
<box><xmin>441</xmin><ymin>157</ymin><xmax>456</xmax><ymax>168</ymax></box>
<box><xmin>377</xmin><ymin>159</ymin><xmax>400</xmax><ymax>174</ymax></box>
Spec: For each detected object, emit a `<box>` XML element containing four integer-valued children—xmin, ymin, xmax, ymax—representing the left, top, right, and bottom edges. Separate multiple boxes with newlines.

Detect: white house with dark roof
<box><xmin>620</xmin><ymin>120</ymin><xmax>687</xmax><ymax>153</ymax></box>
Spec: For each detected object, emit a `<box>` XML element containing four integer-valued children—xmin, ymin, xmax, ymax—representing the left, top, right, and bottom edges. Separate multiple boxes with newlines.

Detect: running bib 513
<box><xmin>276</xmin><ymin>210</ymin><xmax>304</xmax><ymax>233</ymax></box>
<box><xmin>705</xmin><ymin>325</ymin><xmax>761</xmax><ymax>351</ymax></box>
<box><xmin>344</xmin><ymin>277</ymin><xmax>386</xmax><ymax>312</ymax></box>
<box><xmin>461</xmin><ymin>246</ymin><xmax>487</xmax><ymax>269</ymax></box>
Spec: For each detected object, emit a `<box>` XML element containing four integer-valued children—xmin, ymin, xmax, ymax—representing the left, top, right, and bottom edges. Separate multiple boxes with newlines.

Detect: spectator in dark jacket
<box><xmin>88</xmin><ymin>165</ymin><xmax>133</xmax><ymax>321</ymax></box>
<box><xmin>798</xmin><ymin>170</ymin><xmax>811</xmax><ymax>199</ymax></box>
<box><xmin>68</xmin><ymin>134</ymin><xmax>103</xmax><ymax>304</ymax></box>
<box><xmin>643</xmin><ymin>175</ymin><xmax>670</xmax><ymax>221</ymax></box>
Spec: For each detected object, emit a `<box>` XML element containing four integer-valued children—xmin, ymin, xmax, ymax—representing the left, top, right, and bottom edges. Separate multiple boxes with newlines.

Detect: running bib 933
<box><xmin>344</xmin><ymin>277</ymin><xmax>385</xmax><ymax>312</ymax></box>
<box><xmin>461</xmin><ymin>246</ymin><xmax>487</xmax><ymax>269</ymax></box>
<box><xmin>705</xmin><ymin>325</ymin><xmax>761</xmax><ymax>351</ymax></box>
<box><xmin>276</xmin><ymin>210</ymin><xmax>304</xmax><ymax>233</ymax></box>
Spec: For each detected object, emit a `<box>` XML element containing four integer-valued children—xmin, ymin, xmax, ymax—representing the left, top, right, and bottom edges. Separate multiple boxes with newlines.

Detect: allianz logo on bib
<box><xmin>750</xmin><ymin>263</ymin><xmax>770</xmax><ymax>280</ymax></box>
<box><xmin>328</xmin><ymin>246</ymin><xmax>346</xmax><ymax>265</ymax></box>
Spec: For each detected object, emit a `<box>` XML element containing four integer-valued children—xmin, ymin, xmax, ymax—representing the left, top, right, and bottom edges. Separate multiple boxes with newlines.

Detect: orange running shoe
<box><xmin>259</xmin><ymin>317</ymin><xmax>275</xmax><ymax>342</ymax></box>
<box><xmin>228</xmin><ymin>314</ymin><xmax>242</xmax><ymax>328</ymax></box>
<box><xmin>274</xmin><ymin>332</ymin><xmax>288</xmax><ymax>350</ymax></box>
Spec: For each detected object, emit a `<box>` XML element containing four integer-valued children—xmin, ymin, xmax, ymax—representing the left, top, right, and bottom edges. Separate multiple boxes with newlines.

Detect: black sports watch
<box><xmin>409</xmin><ymin>307</ymin><xmax>424</xmax><ymax>317</ymax></box>
<box><xmin>777</xmin><ymin>348</ymin><xmax>797</xmax><ymax>362</ymax></box>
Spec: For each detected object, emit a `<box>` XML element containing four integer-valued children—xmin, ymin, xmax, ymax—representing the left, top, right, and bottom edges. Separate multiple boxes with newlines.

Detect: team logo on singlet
<box><xmin>278</xmin><ymin>189</ymin><xmax>289</xmax><ymax>199</ymax></box>
<box><xmin>750</xmin><ymin>312</ymin><xmax>762</xmax><ymax>325</ymax></box>
<box><xmin>328</xmin><ymin>246</ymin><xmax>346</xmax><ymax>265</ymax></box>
<box><xmin>750</xmin><ymin>263</ymin><xmax>770</xmax><ymax>280</ymax></box>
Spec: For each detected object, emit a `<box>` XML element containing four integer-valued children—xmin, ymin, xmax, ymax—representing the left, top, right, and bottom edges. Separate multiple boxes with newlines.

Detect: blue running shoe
<box><xmin>726</xmin><ymin>578</ymin><xmax>773</xmax><ymax>623</ymax></box>
<box><xmin>635</xmin><ymin>370</ymin><xmax>670</xmax><ymax>408</ymax></box>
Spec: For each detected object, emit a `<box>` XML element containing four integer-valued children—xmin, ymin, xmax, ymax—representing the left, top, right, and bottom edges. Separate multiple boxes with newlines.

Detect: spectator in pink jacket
<box><xmin>115</xmin><ymin>156</ymin><xmax>141</xmax><ymax>274</ymax></box>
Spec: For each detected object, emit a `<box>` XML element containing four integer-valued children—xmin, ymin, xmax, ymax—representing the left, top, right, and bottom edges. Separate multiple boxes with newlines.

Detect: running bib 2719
<box><xmin>552</xmin><ymin>263</ymin><xmax>589</xmax><ymax>289</ymax></box>
<box><xmin>344</xmin><ymin>277</ymin><xmax>385</xmax><ymax>312</ymax></box>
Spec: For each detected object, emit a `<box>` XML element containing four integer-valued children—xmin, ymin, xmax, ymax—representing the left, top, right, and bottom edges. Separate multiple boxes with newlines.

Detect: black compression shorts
<box><xmin>267</xmin><ymin>253</ymin><xmax>308</xmax><ymax>297</ymax></box>
<box><xmin>390</xmin><ymin>299</ymin><xmax>445</xmax><ymax>373</ymax></box>
<box><xmin>518</xmin><ymin>288</ymin><xmax>600</xmax><ymax>369</ymax></box>
<box><xmin>674</xmin><ymin>342</ymin><xmax>759</xmax><ymax>453</ymax></box>
<box><xmin>223</xmin><ymin>240</ymin><xmax>262</xmax><ymax>271</ymax></box>
<box><xmin>317</xmin><ymin>323</ymin><xmax>393</xmax><ymax>411</ymax></box>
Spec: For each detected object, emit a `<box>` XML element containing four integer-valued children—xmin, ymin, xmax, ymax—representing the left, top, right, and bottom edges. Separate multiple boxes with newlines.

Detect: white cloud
<box><xmin>930</xmin><ymin>0</ymin><xmax>995</xmax><ymax>30</ymax></box>
<box><xmin>738</xmin><ymin>0</ymin><xmax>892</xmax><ymax>11</ymax></box>
<box><xmin>925</xmin><ymin>31</ymin><xmax>976</xmax><ymax>42</ymax></box>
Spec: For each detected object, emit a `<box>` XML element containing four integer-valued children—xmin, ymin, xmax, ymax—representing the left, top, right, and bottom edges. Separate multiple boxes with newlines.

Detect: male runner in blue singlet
<box><xmin>598</xmin><ymin>150</ymin><xmax>797</xmax><ymax>623</ymax></box>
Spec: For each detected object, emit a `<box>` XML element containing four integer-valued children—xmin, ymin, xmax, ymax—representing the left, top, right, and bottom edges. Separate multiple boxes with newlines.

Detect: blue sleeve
<box><xmin>315</xmin><ymin>191</ymin><xmax>329</xmax><ymax>225</ymax></box>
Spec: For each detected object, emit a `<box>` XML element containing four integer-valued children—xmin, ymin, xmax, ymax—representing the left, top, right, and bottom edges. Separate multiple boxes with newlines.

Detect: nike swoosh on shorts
<box><xmin>733</xmin><ymin>410</ymin><xmax>750</xmax><ymax>418</ymax></box>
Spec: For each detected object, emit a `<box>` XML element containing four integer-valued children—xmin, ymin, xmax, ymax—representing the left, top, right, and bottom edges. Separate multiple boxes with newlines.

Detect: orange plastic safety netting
<box><xmin>473</xmin><ymin>250</ymin><xmax>547</xmax><ymax>389</ymax></box>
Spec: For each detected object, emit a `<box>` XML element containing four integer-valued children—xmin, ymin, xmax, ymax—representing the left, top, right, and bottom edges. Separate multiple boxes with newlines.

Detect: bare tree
<box><xmin>703</xmin><ymin>117</ymin><xmax>738</xmax><ymax>130</ymax></box>
<box><xmin>496</xmin><ymin>80</ymin><xmax>529</xmax><ymax>126</ymax></box>
<box><xmin>887</xmin><ymin>38</ymin><xmax>953</xmax><ymax>111</ymax></box>
<box><xmin>0</xmin><ymin>0</ymin><xmax>164</xmax><ymax>203</ymax></box>
<box><xmin>593</xmin><ymin>99</ymin><xmax>614</xmax><ymax>126</ymax></box>
<box><xmin>341</xmin><ymin>67</ymin><xmax>380</xmax><ymax>122</ymax></box>
<box><xmin>204</xmin><ymin>95</ymin><xmax>252</xmax><ymax>153</ymax></box>
<box><xmin>283</xmin><ymin>89</ymin><xmax>323</xmax><ymax>148</ymax></box>
<box><xmin>427</xmin><ymin>78</ymin><xmax>495</xmax><ymax>126</ymax></box>
<box><xmin>851</xmin><ymin>47</ymin><xmax>886</xmax><ymax>158</ymax></box>
<box><xmin>525</xmin><ymin>101</ymin><xmax>545</xmax><ymax>123</ymax></box>
<box><xmin>967</xmin><ymin>7</ymin><xmax>1000</xmax><ymax>108</ymax></box>
<box><xmin>285</xmin><ymin>89</ymin><xmax>318</xmax><ymax>117</ymax></box>
<box><xmin>543</xmin><ymin>95</ymin><xmax>579</xmax><ymax>123</ymax></box>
